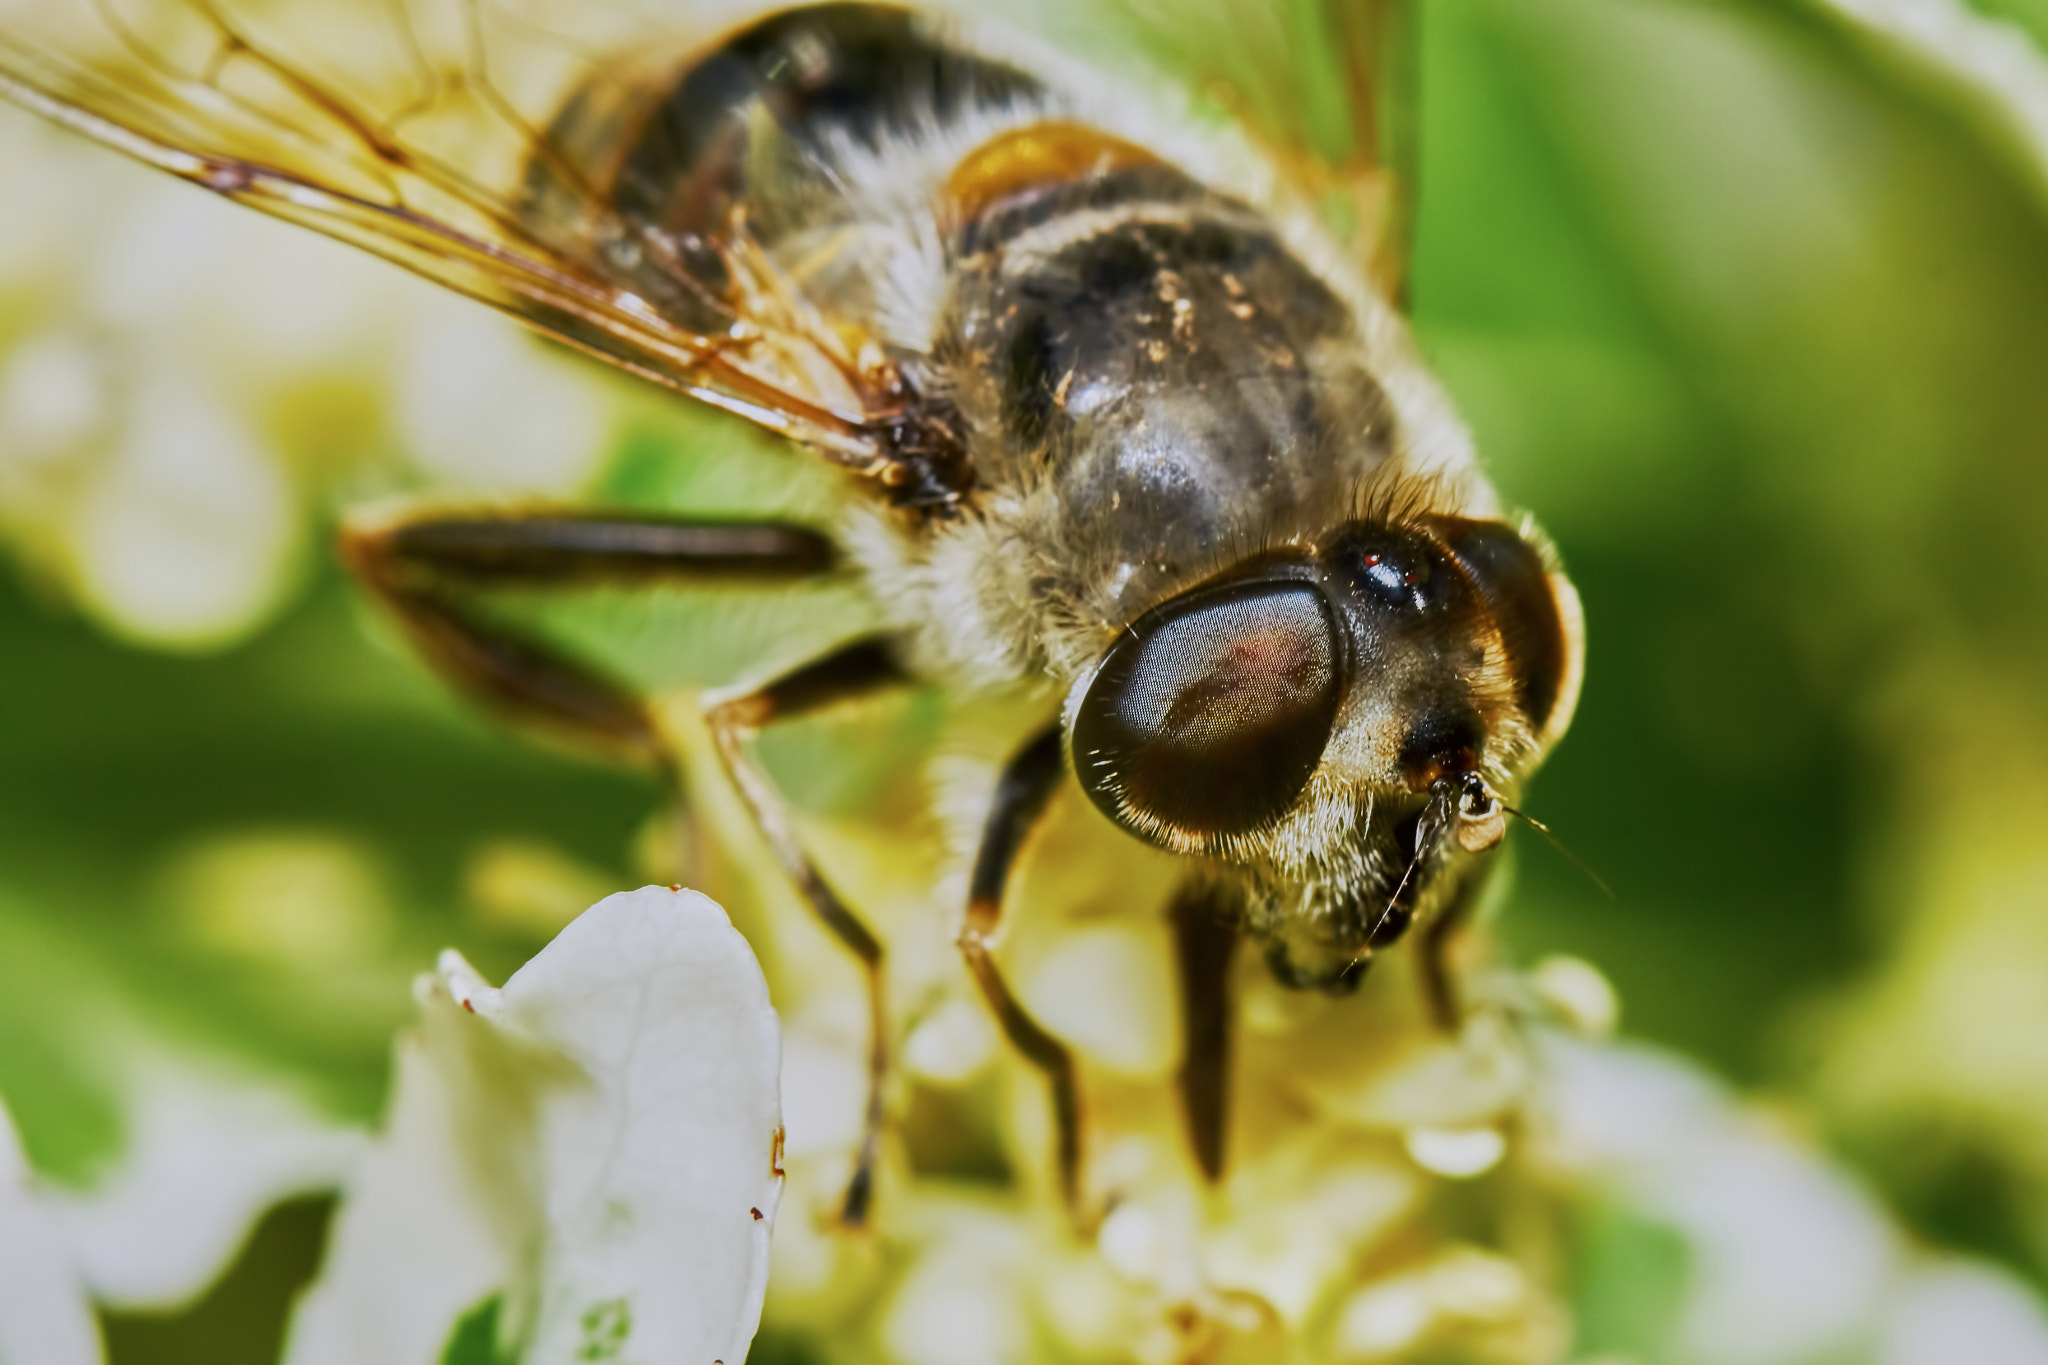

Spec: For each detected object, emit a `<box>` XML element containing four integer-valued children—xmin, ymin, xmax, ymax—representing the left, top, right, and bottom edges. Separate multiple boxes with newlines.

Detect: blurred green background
<box><xmin>3</xmin><ymin>0</ymin><xmax>2048</xmax><ymax>1360</ymax></box>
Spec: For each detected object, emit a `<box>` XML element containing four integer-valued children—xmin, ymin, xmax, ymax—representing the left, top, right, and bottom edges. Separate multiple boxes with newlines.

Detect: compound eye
<box><xmin>1426</xmin><ymin>517</ymin><xmax>1574</xmax><ymax>735</ymax></box>
<box><xmin>1072</xmin><ymin>579</ymin><xmax>1342</xmax><ymax>846</ymax></box>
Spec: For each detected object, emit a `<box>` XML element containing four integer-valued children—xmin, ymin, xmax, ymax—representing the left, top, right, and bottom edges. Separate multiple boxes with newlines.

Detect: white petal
<box><xmin>882</xmin><ymin>1212</ymin><xmax>1034</xmax><ymax>1365</ymax></box>
<box><xmin>286</xmin><ymin>886</ymin><xmax>782</xmax><ymax>1365</ymax></box>
<box><xmin>49</xmin><ymin>1060</ymin><xmax>361</xmax><ymax>1309</ymax></box>
<box><xmin>286</xmin><ymin>995</ymin><xmax>515</xmax><ymax>1365</ymax></box>
<box><xmin>1526</xmin><ymin>1033</ymin><xmax>1728</xmax><ymax>1176</ymax></box>
<box><xmin>1817</xmin><ymin>0</ymin><xmax>2048</xmax><ymax>193</ymax></box>
<box><xmin>68</xmin><ymin>382</ymin><xmax>298</xmax><ymax>648</ymax></box>
<box><xmin>1877</xmin><ymin>1261</ymin><xmax>2048</xmax><ymax>1365</ymax></box>
<box><xmin>1402</xmin><ymin>1127</ymin><xmax>1507</xmax><ymax>1179</ymax></box>
<box><xmin>0</xmin><ymin>1098</ymin><xmax>101</xmax><ymax>1365</ymax></box>
<box><xmin>1653</xmin><ymin>1133</ymin><xmax>1897</xmax><ymax>1365</ymax></box>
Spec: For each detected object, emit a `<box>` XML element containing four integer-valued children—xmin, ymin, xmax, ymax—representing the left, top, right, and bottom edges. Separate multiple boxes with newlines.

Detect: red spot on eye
<box><xmin>1363</xmin><ymin>553</ymin><xmax>1381</xmax><ymax>566</ymax></box>
<box><xmin>750</xmin><ymin>1207</ymin><xmax>764</xmax><ymax>1220</ymax></box>
<box><xmin>1403</xmin><ymin>572</ymin><xmax>1418</xmax><ymax>585</ymax></box>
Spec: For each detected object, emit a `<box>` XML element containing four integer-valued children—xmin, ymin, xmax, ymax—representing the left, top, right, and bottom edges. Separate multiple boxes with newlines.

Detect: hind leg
<box><xmin>342</xmin><ymin>507</ymin><xmax>835</xmax><ymax>767</ymax></box>
<box><xmin>953</xmin><ymin>726</ymin><xmax>1091</xmax><ymax>1216</ymax></box>
<box><xmin>344</xmin><ymin>508</ymin><xmax>901</xmax><ymax>1220</ymax></box>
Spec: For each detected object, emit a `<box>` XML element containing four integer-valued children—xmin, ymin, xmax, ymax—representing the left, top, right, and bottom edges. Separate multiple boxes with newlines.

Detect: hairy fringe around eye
<box><xmin>1347</xmin><ymin>463</ymin><xmax>1466</xmax><ymax>530</ymax></box>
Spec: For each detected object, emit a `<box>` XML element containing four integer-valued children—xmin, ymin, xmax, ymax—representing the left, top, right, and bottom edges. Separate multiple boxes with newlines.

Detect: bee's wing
<box><xmin>0</xmin><ymin>0</ymin><xmax>925</xmax><ymax>487</ymax></box>
<box><xmin>1102</xmin><ymin>0</ymin><xmax>1415</xmax><ymax>305</ymax></box>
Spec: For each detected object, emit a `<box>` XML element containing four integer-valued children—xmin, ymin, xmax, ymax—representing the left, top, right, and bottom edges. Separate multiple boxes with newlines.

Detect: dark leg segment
<box><xmin>956</xmin><ymin>725</ymin><xmax>1082</xmax><ymax>1212</ymax></box>
<box><xmin>357</xmin><ymin>583</ymin><xmax>664</xmax><ymax>759</ymax></box>
<box><xmin>705</xmin><ymin>639</ymin><xmax>908</xmax><ymax>1225</ymax></box>
<box><xmin>371</xmin><ymin>513</ymin><xmax>835</xmax><ymax>582</ymax></box>
<box><xmin>1170</xmin><ymin>880</ymin><xmax>1241</xmax><ymax>1182</ymax></box>
<box><xmin>341</xmin><ymin>509</ymin><xmax>833</xmax><ymax>764</ymax></box>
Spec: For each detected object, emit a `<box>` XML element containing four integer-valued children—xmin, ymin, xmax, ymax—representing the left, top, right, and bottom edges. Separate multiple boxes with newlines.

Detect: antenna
<box><xmin>1501</xmin><ymin>803</ymin><xmax>1613</xmax><ymax>899</ymax></box>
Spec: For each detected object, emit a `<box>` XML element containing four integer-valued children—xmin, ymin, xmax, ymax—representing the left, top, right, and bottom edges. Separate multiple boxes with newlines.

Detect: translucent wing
<box><xmin>0</xmin><ymin>0</ymin><xmax>959</xmax><ymax>499</ymax></box>
<box><xmin>1077</xmin><ymin>0</ymin><xmax>1416</xmax><ymax>304</ymax></box>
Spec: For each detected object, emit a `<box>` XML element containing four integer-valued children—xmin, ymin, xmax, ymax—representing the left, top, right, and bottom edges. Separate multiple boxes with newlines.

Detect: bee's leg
<box><xmin>704</xmin><ymin>638</ymin><xmax>908</xmax><ymax>1227</ymax></box>
<box><xmin>1169</xmin><ymin>880</ymin><xmax>1241</xmax><ymax>1181</ymax></box>
<box><xmin>955</xmin><ymin>725</ymin><xmax>1085</xmax><ymax>1214</ymax></box>
<box><xmin>344</xmin><ymin>511</ymin><xmax>898</xmax><ymax>1219</ymax></box>
<box><xmin>1418</xmin><ymin>871</ymin><xmax>1488</xmax><ymax>1032</ymax></box>
<box><xmin>340</xmin><ymin>509</ymin><xmax>835</xmax><ymax>767</ymax></box>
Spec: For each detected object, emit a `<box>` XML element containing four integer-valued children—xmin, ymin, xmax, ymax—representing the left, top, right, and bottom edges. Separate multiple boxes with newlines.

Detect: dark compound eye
<box><xmin>1073</xmin><ymin>579</ymin><xmax>1342</xmax><ymax>845</ymax></box>
<box><xmin>1424</xmin><ymin>516</ymin><xmax>1572</xmax><ymax>733</ymax></box>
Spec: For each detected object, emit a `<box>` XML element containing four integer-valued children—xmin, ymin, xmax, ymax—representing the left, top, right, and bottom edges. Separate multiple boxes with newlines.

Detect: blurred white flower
<box><xmin>0</xmin><ymin>1096</ymin><xmax>99</xmax><ymax>1365</ymax></box>
<box><xmin>1529</xmin><ymin>1033</ymin><xmax>2048</xmax><ymax>1365</ymax></box>
<box><xmin>1877</xmin><ymin>1263</ymin><xmax>2048</xmax><ymax>1365</ymax></box>
<box><xmin>68</xmin><ymin>379</ymin><xmax>298</xmax><ymax>647</ymax></box>
<box><xmin>47</xmin><ymin>1059</ymin><xmax>360</xmax><ymax>1310</ymax></box>
<box><xmin>394</xmin><ymin>295</ymin><xmax>610</xmax><ymax>497</ymax></box>
<box><xmin>0</xmin><ymin>115</ymin><xmax>617</xmax><ymax>649</ymax></box>
<box><xmin>0</xmin><ymin>1055</ymin><xmax>359</xmax><ymax>1365</ymax></box>
<box><xmin>286</xmin><ymin>884</ymin><xmax>783</xmax><ymax>1365</ymax></box>
<box><xmin>1816</xmin><ymin>0</ymin><xmax>2048</xmax><ymax>190</ymax></box>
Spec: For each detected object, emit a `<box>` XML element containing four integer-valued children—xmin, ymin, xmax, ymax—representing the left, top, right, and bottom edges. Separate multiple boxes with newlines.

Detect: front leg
<box><xmin>954</xmin><ymin>725</ymin><xmax>1088</xmax><ymax>1216</ymax></box>
<box><xmin>1170</xmin><ymin>880</ymin><xmax>1241</xmax><ymax>1181</ymax></box>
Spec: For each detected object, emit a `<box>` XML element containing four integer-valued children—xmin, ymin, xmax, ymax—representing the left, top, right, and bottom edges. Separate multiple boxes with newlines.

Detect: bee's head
<box><xmin>1066</xmin><ymin>515</ymin><xmax>1581</xmax><ymax>876</ymax></box>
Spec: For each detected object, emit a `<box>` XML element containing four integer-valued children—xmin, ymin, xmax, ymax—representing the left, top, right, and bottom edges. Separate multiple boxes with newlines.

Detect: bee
<box><xmin>0</xmin><ymin>0</ymin><xmax>1582</xmax><ymax>1221</ymax></box>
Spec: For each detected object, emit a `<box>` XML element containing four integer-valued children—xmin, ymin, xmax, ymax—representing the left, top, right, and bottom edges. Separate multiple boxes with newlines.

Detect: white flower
<box><xmin>0</xmin><ymin>1056</ymin><xmax>357</xmax><ymax>1365</ymax></box>
<box><xmin>285</xmin><ymin>884</ymin><xmax>783</xmax><ymax>1365</ymax></box>
<box><xmin>0</xmin><ymin>114</ymin><xmax>615</xmax><ymax>650</ymax></box>
<box><xmin>0</xmin><ymin>1096</ymin><xmax>98</xmax><ymax>1365</ymax></box>
<box><xmin>1528</xmin><ymin>1033</ymin><xmax>2048</xmax><ymax>1365</ymax></box>
<box><xmin>48</xmin><ymin>1062</ymin><xmax>360</xmax><ymax>1310</ymax></box>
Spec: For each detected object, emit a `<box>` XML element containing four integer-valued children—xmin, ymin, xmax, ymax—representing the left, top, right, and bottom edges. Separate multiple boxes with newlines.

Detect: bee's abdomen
<box><xmin>615</xmin><ymin>5</ymin><xmax>1038</xmax><ymax>243</ymax></box>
